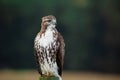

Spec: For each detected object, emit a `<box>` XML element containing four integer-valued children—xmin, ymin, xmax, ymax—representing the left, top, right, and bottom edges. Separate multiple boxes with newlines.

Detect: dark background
<box><xmin>0</xmin><ymin>0</ymin><xmax>120</xmax><ymax>73</ymax></box>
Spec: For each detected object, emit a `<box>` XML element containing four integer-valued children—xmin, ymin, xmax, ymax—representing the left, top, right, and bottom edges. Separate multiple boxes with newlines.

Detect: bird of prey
<box><xmin>34</xmin><ymin>15</ymin><xmax>65</xmax><ymax>80</ymax></box>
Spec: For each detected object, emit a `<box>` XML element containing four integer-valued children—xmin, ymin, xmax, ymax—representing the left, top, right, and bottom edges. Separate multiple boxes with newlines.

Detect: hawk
<box><xmin>34</xmin><ymin>15</ymin><xmax>65</xmax><ymax>80</ymax></box>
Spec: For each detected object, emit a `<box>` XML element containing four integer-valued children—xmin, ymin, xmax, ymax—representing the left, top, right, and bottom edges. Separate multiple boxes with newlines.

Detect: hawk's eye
<box><xmin>48</xmin><ymin>20</ymin><xmax>51</xmax><ymax>22</ymax></box>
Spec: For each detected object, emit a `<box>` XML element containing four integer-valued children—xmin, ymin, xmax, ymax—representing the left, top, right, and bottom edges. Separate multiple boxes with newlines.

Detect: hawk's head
<box><xmin>42</xmin><ymin>15</ymin><xmax>56</xmax><ymax>28</ymax></box>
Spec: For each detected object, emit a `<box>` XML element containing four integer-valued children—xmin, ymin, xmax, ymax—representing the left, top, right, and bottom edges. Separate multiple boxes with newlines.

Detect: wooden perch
<box><xmin>40</xmin><ymin>76</ymin><xmax>59</xmax><ymax>80</ymax></box>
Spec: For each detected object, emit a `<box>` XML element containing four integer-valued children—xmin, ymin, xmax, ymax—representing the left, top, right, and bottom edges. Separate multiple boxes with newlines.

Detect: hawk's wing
<box><xmin>56</xmin><ymin>32</ymin><xmax>65</xmax><ymax>76</ymax></box>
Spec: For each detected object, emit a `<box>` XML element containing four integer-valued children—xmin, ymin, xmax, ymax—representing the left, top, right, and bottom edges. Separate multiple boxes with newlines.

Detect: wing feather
<box><xmin>56</xmin><ymin>32</ymin><xmax>65</xmax><ymax>76</ymax></box>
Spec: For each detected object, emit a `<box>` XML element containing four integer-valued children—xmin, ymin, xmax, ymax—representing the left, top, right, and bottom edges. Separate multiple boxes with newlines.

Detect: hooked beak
<box><xmin>52</xmin><ymin>19</ymin><xmax>57</xmax><ymax>25</ymax></box>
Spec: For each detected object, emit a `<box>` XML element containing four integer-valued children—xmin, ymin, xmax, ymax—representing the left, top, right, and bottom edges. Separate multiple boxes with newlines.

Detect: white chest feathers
<box><xmin>35</xmin><ymin>28</ymin><xmax>57</xmax><ymax>48</ymax></box>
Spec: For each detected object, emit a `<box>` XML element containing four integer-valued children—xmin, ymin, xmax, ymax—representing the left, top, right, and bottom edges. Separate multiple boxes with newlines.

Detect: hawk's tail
<box><xmin>58</xmin><ymin>75</ymin><xmax>62</xmax><ymax>80</ymax></box>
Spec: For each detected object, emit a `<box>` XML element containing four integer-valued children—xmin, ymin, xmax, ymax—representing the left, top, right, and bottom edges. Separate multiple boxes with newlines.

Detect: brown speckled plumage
<box><xmin>34</xmin><ymin>15</ymin><xmax>65</xmax><ymax>80</ymax></box>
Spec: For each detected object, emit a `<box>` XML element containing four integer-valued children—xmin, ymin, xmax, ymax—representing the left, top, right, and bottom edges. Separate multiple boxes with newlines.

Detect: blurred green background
<box><xmin>0</xmin><ymin>0</ymin><xmax>120</xmax><ymax>73</ymax></box>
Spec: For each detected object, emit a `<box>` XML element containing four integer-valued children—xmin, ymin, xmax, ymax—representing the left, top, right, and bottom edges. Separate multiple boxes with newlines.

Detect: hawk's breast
<box><xmin>34</xmin><ymin>28</ymin><xmax>60</xmax><ymax>76</ymax></box>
